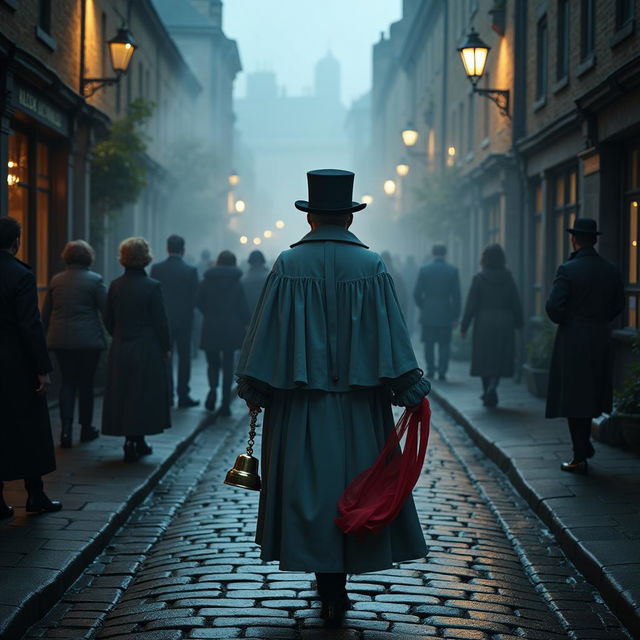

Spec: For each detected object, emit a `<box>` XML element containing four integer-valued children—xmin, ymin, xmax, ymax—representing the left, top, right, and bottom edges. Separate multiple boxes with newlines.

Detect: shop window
<box><xmin>536</xmin><ymin>15</ymin><xmax>548</xmax><ymax>102</ymax></box>
<box><xmin>616</xmin><ymin>0</ymin><xmax>634</xmax><ymax>30</ymax></box>
<box><xmin>36</xmin><ymin>143</ymin><xmax>51</xmax><ymax>299</ymax></box>
<box><xmin>580</xmin><ymin>0</ymin><xmax>595</xmax><ymax>62</ymax></box>
<box><xmin>625</xmin><ymin>146</ymin><xmax>640</xmax><ymax>329</ymax></box>
<box><xmin>557</xmin><ymin>0</ymin><xmax>569</xmax><ymax>81</ymax></box>
<box><xmin>553</xmin><ymin>167</ymin><xmax>578</xmax><ymax>267</ymax></box>
<box><xmin>532</xmin><ymin>183</ymin><xmax>544</xmax><ymax>316</ymax></box>
<box><xmin>7</xmin><ymin>132</ymin><xmax>29</xmax><ymax>263</ymax></box>
<box><xmin>485</xmin><ymin>197</ymin><xmax>501</xmax><ymax>245</ymax></box>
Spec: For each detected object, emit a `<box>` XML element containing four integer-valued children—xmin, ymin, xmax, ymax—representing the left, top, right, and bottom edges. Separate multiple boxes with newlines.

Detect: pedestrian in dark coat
<box><xmin>242</xmin><ymin>250</ymin><xmax>270</xmax><ymax>316</ymax></box>
<box><xmin>413</xmin><ymin>244</ymin><xmax>461</xmax><ymax>381</ymax></box>
<box><xmin>197</xmin><ymin>250</ymin><xmax>250</xmax><ymax>415</ymax></box>
<box><xmin>545</xmin><ymin>218</ymin><xmax>625</xmax><ymax>474</ymax></box>
<box><xmin>42</xmin><ymin>240</ymin><xmax>106</xmax><ymax>448</ymax></box>
<box><xmin>102</xmin><ymin>237</ymin><xmax>171</xmax><ymax>463</ymax></box>
<box><xmin>150</xmin><ymin>235</ymin><xmax>199</xmax><ymax>408</ymax></box>
<box><xmin>460</xmin><ymin>244</ymin><xmax>523</xmax><ymax>408</ymax></box>
<box><xmin>0</xmin><ymin>217</ymin><xmax>62</xmax><ymax>518</ymax></box>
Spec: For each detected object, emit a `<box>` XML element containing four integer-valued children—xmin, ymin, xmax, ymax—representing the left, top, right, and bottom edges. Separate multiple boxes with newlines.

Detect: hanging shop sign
<box><xmin>14</xmin><ymin>83</ymin><xmax>69</xmax><ymax>136</ymax></box>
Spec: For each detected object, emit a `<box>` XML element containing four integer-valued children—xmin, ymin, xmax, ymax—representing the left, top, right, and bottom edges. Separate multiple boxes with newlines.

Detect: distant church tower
<box><xmin>189</xmin><ymin>0</ymin><xmax>222</xmax><ymax>27</ymax></box>
<box><xmin>314</xmin><ymin>51</ymin><xmax>341</xmax><ymax>103</ymax></box>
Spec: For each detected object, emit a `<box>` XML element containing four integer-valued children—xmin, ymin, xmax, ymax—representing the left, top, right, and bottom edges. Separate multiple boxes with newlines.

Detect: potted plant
<box><xmin>611</xmin><ymin>334</ymin><xmax>640</xmax><ymax>449</ymax></box>
<box><xmin>523</xmin><ymin>319</ymin><xmax>555</xmax><ymax>398</ymax></box>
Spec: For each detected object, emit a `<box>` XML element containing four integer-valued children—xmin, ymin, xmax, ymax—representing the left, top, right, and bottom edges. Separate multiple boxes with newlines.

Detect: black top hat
<box><xmin>295</xmin><ymin>169</ymin><xmax>367</xmax><ymax>214</ymax></box>
<box><xmin>566</xmin><ymin>217</ymin><xmax>602</xmax><ymax>235</ymax></box>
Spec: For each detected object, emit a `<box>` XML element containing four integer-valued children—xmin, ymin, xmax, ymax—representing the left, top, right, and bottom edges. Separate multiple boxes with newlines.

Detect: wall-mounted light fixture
<box><xmin>395</xmin><ymin>162</ymin><xmax>410</xmax><ymax>178</ymax></box>
<box><xmin>401</xmin><ymin>124</ymin><xmax>419</xmax><ymax>148</ymax></box>
<box><xmin>81</xmin><ymin>26</ymin><xmax>137</xmax><ymax>98</ymax></box>
<box><xmin>458</xmin><ymin>29</ymin><xmax>510</xmax><ymax>119</ymax></box>
<box><xmin>228</xmin><ymin>171</ymin><xmax>240</xmax><ymax>187</ymax></box>
<box><xmin>383</xmin><ymin>179</ymin><xmax>397</xmax><ymax>196</ymax></box>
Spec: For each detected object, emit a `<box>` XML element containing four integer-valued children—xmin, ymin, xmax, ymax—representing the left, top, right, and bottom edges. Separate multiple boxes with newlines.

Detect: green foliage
<box><xmin>409</xmin><ymin>167</ymin><xmax>464</xmax><ymax>237</ymax></box>
<box><xmin>526</xmin><ymin>318</ymin><xmax>555</xmax><ymax>369</ymax></box>
<box><xmin>614</xmin><ymin>333</ymin><xmax>640</xmax><ymax>414</ymax></box>
<box><xmin>90</xmin><ymin>98</ymin><xmax>155</xmax><ymax>238</ymax></box>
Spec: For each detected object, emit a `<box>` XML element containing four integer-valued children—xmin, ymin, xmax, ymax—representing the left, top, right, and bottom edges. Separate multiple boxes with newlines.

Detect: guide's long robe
<box><xmin>236</xmin><ymin>225</ymin><xmax>429</xmax><ymax>573</ymax></box>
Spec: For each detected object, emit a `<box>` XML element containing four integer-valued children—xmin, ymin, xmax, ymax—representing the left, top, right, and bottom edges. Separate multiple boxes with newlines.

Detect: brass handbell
<box><xmin>224</xmin><ymin>407</ymin><xmax>261</xmax><ymax>491</ymax></box>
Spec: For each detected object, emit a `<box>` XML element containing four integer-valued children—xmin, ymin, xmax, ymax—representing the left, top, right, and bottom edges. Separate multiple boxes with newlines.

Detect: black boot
<box><xmin>60</xmin><ymin>423</ymin><xmax>72</xmax><ymax>449</ymax></box>
<box><xmin>80</xmin><ymin>425</ymin><xmax>100</xmax><ymax>443</ymax></box>
<box><xmin>123</xmin><ymin>439</ymin><xmax>140</xmax><ymax>463</ymax></box>
<box><xmin>316</xmin><ymin>573</ymin><xmax>350</xmax><ymax>628</ymax></box>
<box><xmin>135</xmin><ymin>436</ymin><xmax>153</xmax><ymax>457</ymax></box>
<box><xmin>25</xmin><ymin>477</ymin><xmax>62</xmax><ymax>513</ymax></box>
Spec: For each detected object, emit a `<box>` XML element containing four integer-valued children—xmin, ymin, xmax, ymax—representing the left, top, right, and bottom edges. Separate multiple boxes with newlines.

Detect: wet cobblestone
<box><xmin>24</xmin><ymin>404</ymin><xmax>632</xmax><ymax>639</ymax></box>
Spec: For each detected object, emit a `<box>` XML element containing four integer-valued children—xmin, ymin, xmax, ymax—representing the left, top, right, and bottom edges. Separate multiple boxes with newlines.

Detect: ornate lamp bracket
<box><xmin>81</xmin><ymin>75</ymin><xmax>121</xmax><ymax>98</ymax></box>
<box><xmin>473</xmin><ymin>88</ymin><xmax>511</xmax><ymax>120</ymax></box>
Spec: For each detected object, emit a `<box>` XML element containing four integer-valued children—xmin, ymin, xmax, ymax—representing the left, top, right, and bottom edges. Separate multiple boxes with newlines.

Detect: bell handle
<box><xmin>246</xmin><ymin>407</ymin><xmax>261</xmax><ymax>457</ymax></box>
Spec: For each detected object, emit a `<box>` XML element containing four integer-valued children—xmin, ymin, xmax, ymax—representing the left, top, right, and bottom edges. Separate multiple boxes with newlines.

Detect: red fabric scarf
<box><xmin>335</xmin><ymin>397</ymin><xmax>431</xmax><ymax>536</ymax></box>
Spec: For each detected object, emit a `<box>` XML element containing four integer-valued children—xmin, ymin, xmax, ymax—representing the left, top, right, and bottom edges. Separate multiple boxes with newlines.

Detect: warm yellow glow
<box><xmin>275</xmin><ymin>220</ymin><xmax>285</xmax><ymax>229</ymax></box>
<box><xmin>362</xmin><ymin>194</ymin><xmax>374</xmax><ymax>205</ymax></box>
<box><xmin>460</xmin><ymin>46</ymin><xmax>488</xmax><ymax>80</ymax></box>
<box><xmin>235</xmin><ymin>199</ymin><xmax>246</xmax><ymax>213</ymax></box>
<box><xmin>7</xmin><ymin>174</ymin><xmax>19</xmax><ymax>186</ymax></box>
<box><xmin>401</xmin><ymin>128</ymin><xmax>419</xmax><ymax>147</ymax></box>
<box><xmin>448</xmin><ymin>146</ymin><xmax>457</xmax><ymax>157</ymax></box>
<box><xmin>253</xmin><ymin>237</ymin><xmax>262</xmax><ymax>246</ymax></box>
<box><xmin>633</xmin><ymin>241</ymin><xmax>638</xmax><ymax>247</ymax></box>
<box><xmin>240</xmin><ymin>235</ymin><xmax>248</xmax><ymax>244</ymax></box>
<box><xmin>228</xmin><ymin>172</ymin><xmax>240</xmax><ymax>187</ymax></box>
<box><xmin>396</xmin><ymin>163</ymin><xmax>410</xmax><ymax>177</ymax></box>
<box><xmin>264</xmin><ymin>230</ymin><xmax>272</xmax><ymax>238</ymax></box>
<box><xmin>634</xmin><ymin>201</ymin><xmax>638</xmax><ymax>207</ymax></box>
<box><xmin>383</xmin><ymin>179</ymin><xmax>396</xmax><ymax>196</ymax></box>
<box><xmin>7</xmin><ymin>161</ymin><xmax>16</xmax><ymax>168</ymax></box>
<box><xmin>108</xmin><ymin>28</ymin><xmax>137</xmax><ymax>73</ymax></box>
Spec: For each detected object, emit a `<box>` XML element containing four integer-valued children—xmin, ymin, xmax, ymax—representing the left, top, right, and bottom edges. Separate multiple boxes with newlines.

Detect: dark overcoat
<box><xmin>101</xmin><ymin>268</ymin><xmax>171</xmax><ymax>436</ymax></box>
<box><xmin>241</xmin><ymin>265</ymin><xmax>269</xmax><ymax>316</ymax></box>
<box><xmin>0</xmin><ymin>252</ymin><xmax>56</xmax><ymax>480</ymax></box>
<box><xmin>413</xmin><ymin>258</ymin><xmax>461</xmax><ymax>335</ymax></box>
<box><xmin>197</xmin><ymin>265</ymin><xmax>250</xmax><ymax>352</ymax></box>
<box><xmin>461</xmin><ymin>267</ymin><xmax>523</xmax><ymax>377</ymax></box>
<box><xmin>150</xmin><ymin>256</ymin><xmax>198</xmax><ymax>331</ymax></box>
<box><xmin>545</xmin><ymin>247</ymin><xmax>625</xmax><ymax>418</ymax></box>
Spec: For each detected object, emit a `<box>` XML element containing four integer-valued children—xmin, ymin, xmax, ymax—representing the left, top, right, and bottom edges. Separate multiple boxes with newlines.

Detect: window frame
<box><xmin>624</xmin><ymin>144</ymin><xmax>640</xmax><ymax>330</ymax></box>
<box><xmin>551</xmin><ymin>166</ymin><xmax>579</xmax><ymax>269</ymax></box>
<box><xmin>535</xmin><ymin>14</ymin><xmax>549</xmax><ymax>107</ymax></box>
<box><xmin>580</xmin><ymin>0</ymin><xmax>595</xmax><ymax>63</ymax></box>
<box><xmin>556</xmin><ymin>0</ymin><xmax>570</xmax><ymax>82</ymax></box>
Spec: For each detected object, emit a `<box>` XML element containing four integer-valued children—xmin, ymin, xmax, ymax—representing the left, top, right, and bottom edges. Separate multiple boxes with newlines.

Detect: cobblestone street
<box><xmin>24</xmin><ymin>402</ymin><xmax>633</xmax><ymax>640</ymax></box>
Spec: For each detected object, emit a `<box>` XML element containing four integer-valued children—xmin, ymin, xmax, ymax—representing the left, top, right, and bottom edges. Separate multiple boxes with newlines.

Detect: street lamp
<box><xmin>228</xmin><ymin>171</ymin><xmax>240</xmax><ymax>187</ymax></box>
<box><xmin>395</xmin><ymin>162</ymin><xmax>410</xmax><ymax>178</ymax></box>
<box><xmin>401</xmin><ymin>124</ymin><xmax>419</xmax><ymax>148</ymax></box>
<box><xmin>263</xmin><ymin>230</ymin><xmax>273</xmax><ymax>238</ymax></box>
<box><xmin>383</xmin><ymin>179</ymin><xmax>397</xmax><ymax>196</ymax></box>
<box><xmin>362</xmin><ymin>194</ymin><xmax>374</xmax><ymax>205</ymax></box>
<box><xmin>275</xmin><ymin>220</ymin><xmax>285</xmax><ymax>229</ymax></box>
<box><xmin>458</xmin><ymin>28</ymin><xmax>510</xmax><ymax>119</ymax></box>
<box><xmin>81</xmin><ymin>26</ymin><xmax>137</xmax><ymax>97</ymax></box>
<box><xmin>235</xmin><ymin>199</ymin><xmax>246</xmax><ymax>213</ymax></box>
<box><xmin>253</xmin><ymin>237</ymin><xmax>262</xmax><ymax>246</ymax></box>
<box><xmin>240</xmin><ymin>235</ymin><xmax>248</xmax><ymax>244</ymax></box>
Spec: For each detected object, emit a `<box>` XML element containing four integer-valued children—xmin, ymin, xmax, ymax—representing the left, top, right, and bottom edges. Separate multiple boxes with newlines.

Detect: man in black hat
<box><xmin>545</xmin><ymin>218</ymin><xmax>625</xmax><ymax>474</ymax></box>
<box><xmin>242</xmin><ymin>250</ymin><xmax>269</xmax><ymax>316</ymax></box>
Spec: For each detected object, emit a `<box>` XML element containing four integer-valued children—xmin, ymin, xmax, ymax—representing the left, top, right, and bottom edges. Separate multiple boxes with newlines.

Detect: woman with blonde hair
<box><xmin>102</xmin><ymin>237</ymin><xmax>171</xmax><ymax>462</ymax></box>
<box><xmin>42</xmin><ymin>240</ymin><xmax>106</xmax><ymax>448</ymax></box>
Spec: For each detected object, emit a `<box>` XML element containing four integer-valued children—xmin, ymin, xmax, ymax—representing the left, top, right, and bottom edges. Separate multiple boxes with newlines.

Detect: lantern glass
<box><xmin>229</xmin><ymin>171</ymin><xmax>240</xmax><ymax>187</ymax></box>
<box><xmin>396</xmin><ymin>163</ymin><xmax>410</xmax><ymax>177</ymax></box>
<box><xmin>275</xmin><ymin>220</ymin><xmax>285</xmax><ymax>229</ymax></box>
<box><xmin>458</xmin><ymin>29</ymin><xmax>490</xmax><ymax>85</ymax></box>
<box><xmin>383</xmin><ymin>179</ymin><xmax>397</xmax><ymax>196</ymax></box>
<box><xmin>401</xmin><ymin>127</ymin><xmax>419</xmax><ymax>147</ymax></box>
<box><xmin>108</xmin><ymin>28</ymin><xmax>136</xmax><ymax>73</ymax></box>
<box><xmin>235</xmin><ymin>199</ymin><xmax>246</xmax><ymax>213</ymax></box>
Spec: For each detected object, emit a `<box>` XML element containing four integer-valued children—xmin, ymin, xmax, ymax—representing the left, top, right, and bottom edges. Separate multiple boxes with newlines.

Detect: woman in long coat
<box><xmin>460</xmin><ymin>243</ymin><xmax>523</xmax><ymax>408</ymax></box>
<box><xmin>197</xmin><ymin>250</ymin><xmax>250</xmax><ymax>415</ymax></box>
<box><xmin>42</xmin><ymin>240</ymin><xmax>106</xmax><ymax>448</ymax></box>
<box><xmin>102</xmin><ymin>237</ymin><xmax>171</xmax><ymax>462</ymax></box>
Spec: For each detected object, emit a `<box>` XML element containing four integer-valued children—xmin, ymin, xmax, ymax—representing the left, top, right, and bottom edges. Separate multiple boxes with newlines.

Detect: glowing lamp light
<box><xmin>362</xmin><ymin>194</ymin><xmax>374</xmax><ymax>205</ymax></box>
<box><xmin>633</xmin><ymin>201</ymin><xmax>638</xmax><ymax>207</ymax></box>
<box><xmin>240</xmin><ymin>236</ymin><xmax>248</xmax><ymax>244</ymax></box>
<box><xmin>264</xmin><ymin>230</ymin><xmax>273</xmax><ymax>238</ymax></box>
<box><xmin>458</xmin><ymin>28</ymin><xmax>490</xmax><ymax>86</ymax></box>
<box><xmin>108</xmin><ymin>27</ymin><xmax>137</xmax><ymax>74</ymax></box>
<box><xmin>448</xmin><ymin>146</ymin><xmax>456</xmax><ymax>157</ymax></box>
<box><xmin>275</xmin><ymin>220</ymin><xmax>285</xmax><ymax>229</ymax></box>
<box><xmin>396</xmin><ymin>163</ymin><xmax>410</xmax><ymax>177</ymax></box>
<box><xmin>401</xmin><ymin>125</ymin><xmax>419</xmax><ymax>148</ymax></box>
<box><xmin>383</xmin><ymin>179</ymin><xmax>397</xmax><ymax>196</ymax></box>
<box><xmin>253</xmin><ymin>237</ymin><xmax>262</xmax><ymax>246</ymax></box>
<box><xmin>235</xmin><ymin>199</ymin><xmax>246</xmax><ymax>213</ymax></box>
<box><xmin>228</xmin><ymin>171</ymin><xmax>240</xmax><ymax>187</ymax></box>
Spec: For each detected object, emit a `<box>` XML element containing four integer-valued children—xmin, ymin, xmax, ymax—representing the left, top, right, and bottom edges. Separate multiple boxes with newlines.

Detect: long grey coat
<box><xmin>461</xmin><ymin>268</ymin><xmax>523</xmax><ymax>377</ymax></box>
<box><xmin>545</xmin><ymin>247</ymin><xmax>625</xmax><ymax>418</ymax></box>
<box><xmin>42</xmin><ymin>265</ymin><xmax>107</xmax><ymax>350</ymax></box>
<box><xmin>101</xmin><ymin>268</ymin><xmax>171</xmax><ymax>436</ymax></box>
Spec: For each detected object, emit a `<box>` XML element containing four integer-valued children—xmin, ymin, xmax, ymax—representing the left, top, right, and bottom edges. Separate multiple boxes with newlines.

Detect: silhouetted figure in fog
<box><xmin>413</xmin><ymin>244</ymin><xmax>461</xmax><ymax>381</ymax></box>
<box><xmin>193</xmin><ymin>249</ymin><xmax>212</xmax><ymax>356</ymax></box>
<box><xmin>461</xmin><ymin>244</ymin><xmax>523</xmax><ymax>407</ymax></box>
<box><xmin>197</xmin><ymin>249</ymin><xmax>212</xmax><ymax>279</ymax></box>
<box><xmin>151</xmin><ymin>235</ymin><xmax>199</xmax><ymax>408</ymax></box>
<box><xmin>198</xmin><ymin>250</ymin><xmax>250</xmax><ymax>416</ymax></box>
<box><xmin>545</xmin><ymin>219</ymin><xmax>624</xmax><ymax>475</ymax></box>
<box><xmin>0</xmin><ymin>217</ymin><xmax>61</xmax><ymax>518</ymax></box>
<box><xmin>102</xmin><ymin>238</ymin><xmax>171</xmax><ymax>463</ymax></box>
<box><xmin>242</xmin><ymin>249</ymin><xmax>269</xmax><ymax>316</ymax></box>
<box><xmin>42</xmin><ymin>240</ymin><xmax>106</xmax><ymax>448</ymax></box>
<box><xmin>381</xmin><ymin>251</ymin><xmax>408</xmax><ymax>316</ymax></box>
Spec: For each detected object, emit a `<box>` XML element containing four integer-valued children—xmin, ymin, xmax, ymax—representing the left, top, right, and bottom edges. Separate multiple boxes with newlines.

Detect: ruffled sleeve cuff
<box><xmin>236</xmin><ymin>376</ymin><xmax>273</xmax><ymax>408</ymax></box>
<box><xmin>389</xmin><ymin>368</ymin><xmax>431</xmax><ymax>407</ymax></box>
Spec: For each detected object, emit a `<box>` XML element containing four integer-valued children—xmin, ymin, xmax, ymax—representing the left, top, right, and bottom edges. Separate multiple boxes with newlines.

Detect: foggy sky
<box><xmin>224</xmin><ymin>0</ymin><xmax>402</xmax><ymax>105</ymax></box>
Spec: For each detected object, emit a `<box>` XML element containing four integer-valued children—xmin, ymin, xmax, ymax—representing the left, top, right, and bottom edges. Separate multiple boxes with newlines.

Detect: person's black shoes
<box><xmin>561</xmin><ymin>459</ymin><xmax>588</xmax><ymax>474</ymax></box>
<box><xmin>205</xmin><ymin>392</ymin><xmax>217</xmax><ymax>412</ymax></box>
<box><xmin>136</xmin><ymin>439</ymin><xmax>153</xmax><ymax>457</ymax></box>
<box><xmin>26</xmin><ymin>492</ymin><xmax>63</xmax><ymax>513</ymax></box>
<box><xmin>586</xmin><ymin>442</ymin><xmax>595</xmax><ymax>459</ymax></box>
<box><xmin>0</xmin><ymin>504</ymin><xmax>14</xmax><ymax>519</ymax></box>
<box><xmin>123</xmin><ymin>441</ymin><xmax>140</xmax><ymax>463</ymax></box>
<box><xmin>484</xmin><ymin>389</ymin><xmax>498</xmax><ymax>408</ymax></box>
<box><xmin>178</xmin><ymin>397</ymin><xmax>200</xmax><ymax>409</ymax></box>
<box><xmin>80</xmin><ymin>426</ymin><xmax>100</xmax><ymax>443</ymax></box>
<box><xmin>320</xmin><ymin>592</ymin><xmax>351</xmax><ymax>628</ymax></box>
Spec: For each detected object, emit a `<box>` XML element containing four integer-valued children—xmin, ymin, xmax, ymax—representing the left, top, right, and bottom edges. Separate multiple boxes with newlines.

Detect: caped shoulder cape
<box><xmin>236</xmin><ymin>226</ymin><xmax>418</xmax><ymax>392</ymax></box>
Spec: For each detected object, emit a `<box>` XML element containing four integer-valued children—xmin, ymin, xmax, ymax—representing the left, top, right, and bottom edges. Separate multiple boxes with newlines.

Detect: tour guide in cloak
<box><xmin>235</xmin><ymin>169</ymin><xmax>430</xmax><ymax>627</ymax></box>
